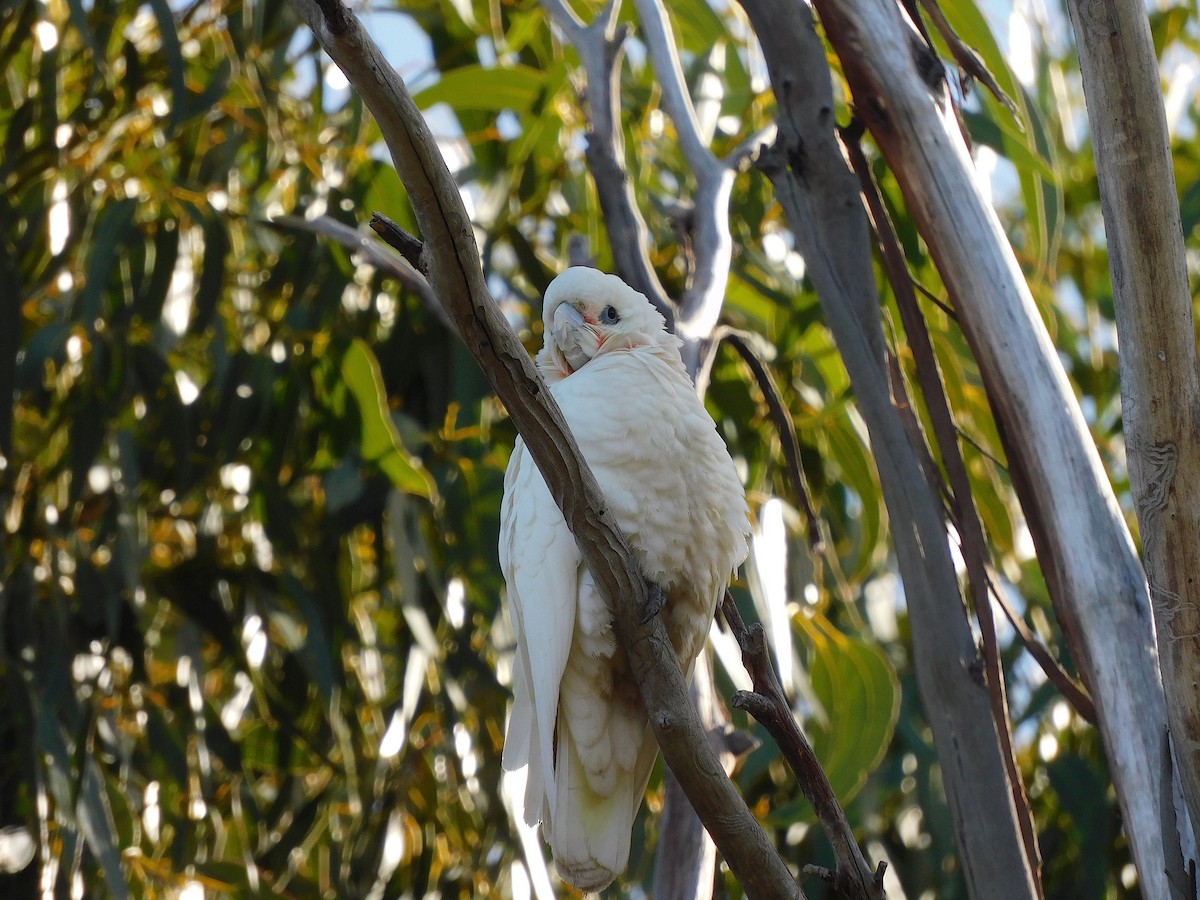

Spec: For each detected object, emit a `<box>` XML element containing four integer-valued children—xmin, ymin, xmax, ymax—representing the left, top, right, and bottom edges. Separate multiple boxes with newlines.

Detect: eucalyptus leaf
<box><xmin>414</xmin><ymin>64</ymin><xmax>544</xmax><ymax>113</ymax></box>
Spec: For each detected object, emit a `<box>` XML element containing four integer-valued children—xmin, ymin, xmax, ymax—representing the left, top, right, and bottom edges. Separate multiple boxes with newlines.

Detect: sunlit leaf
<box><xmin>800</xmin><ymin>615</ymin><xmax>899</xmax><ymax>803</ymax></box>
<box><xmin>413</xmin><ymin>64</ymin><xmax>544</xmax><ymax>113</ymax></box>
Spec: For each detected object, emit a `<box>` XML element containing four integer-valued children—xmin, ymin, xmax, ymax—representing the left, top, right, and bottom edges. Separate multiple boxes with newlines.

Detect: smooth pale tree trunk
<box><xmin>809</xmin><ymin>0</ymin><xmax>1176</xmax><ymax>894</ymax></box>
<box><xmin>739</xmin><ymin>2</ymin><xmax>1040</xmax><ymax>897</ymax></box>
<box><xmin>1065</xmin><ymin>0</ymin><xmax>1200</xmax><ymax>863</ymax></box>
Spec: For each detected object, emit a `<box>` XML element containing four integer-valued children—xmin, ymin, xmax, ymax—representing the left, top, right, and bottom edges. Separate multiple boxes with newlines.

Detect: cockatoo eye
<box><xmin>599</xmin><ymin>305</ymin><xmax>620</xmax><ymax>325</ymax></box>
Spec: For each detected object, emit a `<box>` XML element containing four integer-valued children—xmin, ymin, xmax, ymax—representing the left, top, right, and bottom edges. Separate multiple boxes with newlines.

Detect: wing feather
<box><xmin>499</xmin><ymin>438</ymin><xmax>580</xmax><ymax>823</ymax></box>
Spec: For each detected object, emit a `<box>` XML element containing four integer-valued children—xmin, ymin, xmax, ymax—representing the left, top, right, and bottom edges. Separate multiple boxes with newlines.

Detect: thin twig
<box><xmin>370</xmin><ymin>212</ymin><xmax>427</xmax><ymax>274</ymax></box>
<box><xmin>956</xmin><ymin>425</ymin><xmax>1007</xmax><ymax>471</ymax></box>
<box><xmin>718</xmin><ymin>327</ymin><xmax>823</xmax><ymax>553</ymax></box>
<box><xmin>721</xmin><ymin>593</ymin><xmax>885</xmax><ymax>900</ymax></box>
<box><xmin>984</xmin><ymin>574</ymin><xmax>1096</xmax><ymax>723</ymax></box>
<box><xmin>632</xmin><ymin>0</ymin><xmax>719</xmax><ymax>178</ymax></box>
<box><xmin>269</xmin><ymin>213</ymin><xmax>453</xmax><ymax>334</ymax></box>
<box><xmin>912</xmin><ymin>278</ymin><xmax>957</xmax><ymax>320</ymax></box>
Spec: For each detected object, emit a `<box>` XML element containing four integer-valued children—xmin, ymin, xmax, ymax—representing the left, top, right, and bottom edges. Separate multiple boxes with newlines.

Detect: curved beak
<box><xmin>551</xmin><ymin>302</ymin><xmax>598</xmax><ymax>372</ymax></box>
<box><xmin>552</xmin><ymin>304</ymin><xmax>585</xmax><ymax>343</ymax></box>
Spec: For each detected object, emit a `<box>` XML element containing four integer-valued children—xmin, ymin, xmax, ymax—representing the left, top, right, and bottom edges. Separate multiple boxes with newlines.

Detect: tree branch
<box><xmin>542</xmin><ymin>0</ymin><xmax>676</xmax><ymax>325</ymax></box>
<box><xmin>630</xmin><ymin>0</ymin><xmax>734</xmax><ymax>365</ymax></box>
<box><xmin>268</xmin><ymin>212</ymin><xmax>451</xmax><ymax>333</ymax></box>
<box><xmin>1064</xmin><ymin>0</ymin><xmax>1200</xmax><ymax>847</ymax></box>
<box><xmin>722</xmin><ymin>593</ymin><xmax>885</xmax><ymax>900</ymax></box>
<box><xmin>632</xmin><ymin>0</ymin><xmax>719</xmax><ymax>177</ymax></box>
<box><xmin>286</xmin><ymin>1</ymin><xmax>800</xmax><ymax>896</ymax></box>
<box><xmin>985</xmin><ymin>576</ymin><xmax>1096</xmax><ymax>724</ymax></box>
<box><xmin>717</xmin><ymin>327</ymin><xmax>822</xmax><ymax>553</ymax></box>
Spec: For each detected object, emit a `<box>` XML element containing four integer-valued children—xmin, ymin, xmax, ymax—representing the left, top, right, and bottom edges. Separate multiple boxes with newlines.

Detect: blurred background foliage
<box><xmin>1</xmin><ymin>0</ymin><xmax>1198</xmax><ymax>897</ymax></box>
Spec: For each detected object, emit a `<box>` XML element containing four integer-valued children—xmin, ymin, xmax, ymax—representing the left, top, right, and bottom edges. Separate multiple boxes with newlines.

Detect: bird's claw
<box><xmin>640</xmin><ymin>583</ymin><xmax>666</xmax><ymax>625</ymax></box>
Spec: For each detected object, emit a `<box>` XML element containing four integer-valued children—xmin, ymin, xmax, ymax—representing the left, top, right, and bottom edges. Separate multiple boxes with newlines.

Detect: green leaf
<box><xmin>1046</xmin><ymin>754</ymin><xmax>1112</xmax><ymax>898</ymax></box>
<box><xmin>1149</xmin><ymin>6</ymin><xmax>1192</xmax><ymax>58</ymax></box>
<box><xmin>413</xmin><ymin>64</ymin><xmax>544</xmax><ymax>113</ymax></box>
<box><xmin>936</xmin><ymin>0</ymin><xmax>1063</xmax><ymax>272</ymax></box>
<box><xmin>802</xmin><ymin>617</ymin><xmax>899</xmax><ymax>803</ymax></box>
<box><xmin>338</xmin><ymin>339</ymin><xmax>436</xmax><ymax>500</ymax></box>
<box><xmin>361</xmin><ymin>161</ymin><xmax>420</xmax><ymax>235</ymax></box>
<box><xmin>666</xmin><ymin>0</ymin><xmax>726</xmax><ymax>53</ymax></box>
<box><xmin>964</xmin><ymin>109</ymin><xmax>1055</xmax><ymax>182</ymax></box>
<box><xmin>821</xmin><ymin>414</ymin><xmax>882</xmax><ymax>582</ymax></box>
<box><xmin>77</xmin><ymin>760</ymin><xmax>130</xmax><ymax>900</ymax></box>
<box><xmin>64</xmin><ymin>0</ymin><xmax>103</xmax><ymax>66</ymax></box>
<box><xmin>282</xmin><ymin>572</ymin><xmax>336</xmax><ymax>704</ymax></box>
<box><xmin>191</xmin><ymin>214</ymin><xmax>230</xmax><ymax>334</ymax></box>
<box><xmin>75</xmin><ymin>199</ymin><xmax>137</xmax><ymax>326</ymax></box>
<box><xmin>148</xmin><ymin>0</ymin><xmax>187</xmax><ymax>132</ymax></box>
<box><xmin>1180</xmin><ymin>178</ymin><xmax>1200</xmax><ymax>239</ymax></box>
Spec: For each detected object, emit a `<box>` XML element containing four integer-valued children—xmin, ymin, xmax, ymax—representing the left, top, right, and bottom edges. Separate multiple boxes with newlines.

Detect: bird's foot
<box><xmin>640</xmin><ymin>583</ymin><xmax>666</xmax><ymax>624</ymax></box>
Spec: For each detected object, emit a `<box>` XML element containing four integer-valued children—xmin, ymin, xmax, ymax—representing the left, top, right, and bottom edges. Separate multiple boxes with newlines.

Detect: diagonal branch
<box><xmin>632</xmin><ymin>0</ymin><xmax>720</xmax><ymax>177</ymax></box>
<box><xmin>717</xmin><ymin>327</ymin><xmax>822</xmax><ymax>553</ymax></box>
<box><xmin>286</xmin><ymin>2</ymin><xmax>800</xmax><ymax>896</ymax></box>
<box><xmin>915</xmin><ymin>0</ymin><xmax>1015</xmax><ymax>112</ymax></box>
<box><xmin>268</xmin><ymin>212</ymin><xmax>450</xmax><ymax>333</ymax></box>
<box><xmin>722</xmin><ymin>593</ymin><xmax>885</xmax><ymax>900</ymax></box>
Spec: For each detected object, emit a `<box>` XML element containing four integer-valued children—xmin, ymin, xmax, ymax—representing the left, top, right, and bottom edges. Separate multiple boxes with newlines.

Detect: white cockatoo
<box><xmin>499</xmin><ymin>267</ymin><xmax>750</xmax><ymax>892</ymax></box>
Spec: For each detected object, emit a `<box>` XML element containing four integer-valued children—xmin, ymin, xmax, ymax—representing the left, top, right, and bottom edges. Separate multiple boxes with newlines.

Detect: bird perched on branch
<box><xmin>500</xmin><ymin>267</ymin><xmax>750</xmax><ymax>892</ymax></box>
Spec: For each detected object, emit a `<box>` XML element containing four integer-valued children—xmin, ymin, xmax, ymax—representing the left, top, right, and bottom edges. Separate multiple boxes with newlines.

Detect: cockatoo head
<box><xmin>538</xmin><ymin>267</ymin><xmax>670</xmax><ymax>378</ymax></box>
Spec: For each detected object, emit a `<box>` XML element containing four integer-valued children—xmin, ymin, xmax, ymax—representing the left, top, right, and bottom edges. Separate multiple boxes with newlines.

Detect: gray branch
<box><xmin>286</xmin><ymin>1</ymin><xmax>800</xmax><ymax>896</ymax></box>
<box><xmin>630</xmin><ymin>0</ymin><xmax>735</xmax><ymax>372</ymax></box>
<box><xmin>1065</xmin><ymin>0</ymin><xmax>1200</xmax><ymax>861</ymax></box>
<box><xmin>632</xmin><ymin>0</ymin><xmax>720</xmax><ymax>176</ymax></box>
<box><xmin>268</xmin><ymin>212</ymin><xmax>452</xmax><ymax>333</ymax></box>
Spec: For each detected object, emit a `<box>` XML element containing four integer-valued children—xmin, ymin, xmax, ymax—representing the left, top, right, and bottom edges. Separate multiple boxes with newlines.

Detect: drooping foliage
<box><xmin>2</xmin><ymin>0</ymin><xmax>1197</xmax><ymax>897</ymax></box>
